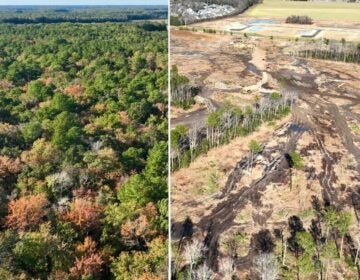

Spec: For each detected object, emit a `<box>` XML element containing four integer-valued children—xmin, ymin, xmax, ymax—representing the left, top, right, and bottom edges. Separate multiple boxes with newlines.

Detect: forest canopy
<box><xmin>0</xmin><ymin>6</ymin><xmax>167</xmax><ymax>24</ymax></box>
<box><xmin>0</xmin><ymin>8</ymin><xmax>168</xmax><ymax>280</ymax></box>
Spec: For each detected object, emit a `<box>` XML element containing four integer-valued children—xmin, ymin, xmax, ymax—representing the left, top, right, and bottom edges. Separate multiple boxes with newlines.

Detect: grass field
<box><xmin>245</xmin><ymin>0</ymin><xmax>360</xmax><ymax>21</ymax></box>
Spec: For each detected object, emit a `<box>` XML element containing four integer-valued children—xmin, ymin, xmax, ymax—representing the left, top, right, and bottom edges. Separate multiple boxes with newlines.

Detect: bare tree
<box><xmin>253</xmin><ymin>253</ymin><xmax>277</xmax><ymax>280</ymax></box>
<box><xmin>46</xmin><ymin>170</ymin><xmax>74</xmax><ymax>198</ymax></box>
<box><xmin>188</xmin><ymin>124</ymin><xmax>201</xmax><ymax>162</ymax></box>
<box><xmin>183</xmin><ymin>239</ymin><xmax>205</xmax><ymax>280</ymax></box>
<box><xmin>219</xmin><ymin>257</ymin><xmax>236</xmax><ymax>280</ymax></box>
<box><xmin>195</xmin><ymin>263</ymin><xmax>214</xmax><ymax>280</ymax></box>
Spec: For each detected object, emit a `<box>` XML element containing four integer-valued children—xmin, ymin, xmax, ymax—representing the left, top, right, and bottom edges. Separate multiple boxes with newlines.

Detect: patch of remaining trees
<box><xmin>290</xmin><ymin>39</ymin><xmax>360</xmax><ymax>63</ymax></box>
<box><xmin>273</xmin><ymin>196</ymin><xmax>357</xmax><ymax>279</ymax></box>
<box><xmin>174</xmin><ymin>237</ymin><xmax>237</xmax><ymax>279</ymax></box>
<box><xmin>171</xmin><ymin>65</ymin><xmax>201</xmax><ymax>109</ymax></box>
<box><xmin>171</xmin><ymin>91</ymin><xmax>296</xmax><ymax>171</ymax></box>
<box><xmin>286</xmin><ymin>15</ymin><xmax>313</xmax><ymax>25</ymax></box>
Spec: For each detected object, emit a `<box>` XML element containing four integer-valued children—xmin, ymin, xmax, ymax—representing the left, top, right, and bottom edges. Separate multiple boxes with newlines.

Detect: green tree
<box><xmin>131</xmin><ymin>51</ymin><xmax>146</xmax><ymax>72</ymax></box>
<box><xmin>248</xmin><ymin>140</ymin><xmax>262</xmax><ymax>173</ymax></box>
<box><xmin>26</xmin><ymin>80</ymin><xmax>53</xmax><ymax>102</ymax></box>
<box><xmin>49</xmin><ymin>93</ymin><xmax>76</xmax><ymax>114</ymax></box>
<box><xmin>6</xmin><ymin>61</ymin><xmax>42</xmax><ymax>86</ymax></box>
<box><xmin>207</xmin><ymin>111</ymin><xmax>221</xmax><ymax>147</ymax></box>
<box><xmin>21</xmin><ymin>121</ymin><xmax>42</xmax><ymax>144</ymax></box>
<box><xmin>128</xmin><ymin>100</ymin><xmax>153</xmax><ymax>123</ymax></box>
<box><xmin>122</xmin><ymin>147</ymin><xmax>145</xmax><ymax>172</ymax></box>
<box><xmin>13</xmin><ymin>225</ymin><xmax>71</xmax><ymax>279</ymax></box>
<box><xmin>51</xmin><ymin>112</ymin><xmax>82</xmax><ymax>149</ymax></box>
<box><xmin>296</xmin><ymin>231</ymin><xmax>318</xmax><ymax>276</ymax></box>
<box><xmin>336</xmin><ymin>211</ymin><xmax>351</xmax><ymax>257</ymax></box>
<box><xmin>289</xmin><ymin>151</ymin><xmax>304</xmax><ymax>169</ymax></box>
<box><xmin>111</xmin><ymin>237</ymin><xmax>167</xmax><ymax>280</ymax></box>
<box><xmin>20</xmin><ymin>138</ymin><xmax>61</xmax><ymax>178</ymax></box>
<box><xmin>248</xmin><ymin>140</ymin><xmax>262</xmax><ymax>154</ymax></box>
<box><xmin>324</xmin><ymin>206</ymin><xmax>338</xmax><ymax>237</ymax></box>
<box><xmin>144</xmin><ymin>141</ymin><xmax>167</xmax><ymax>183</ymax></box>
<box><xmin>170</xmin><ymin>125</ymin><xmax>187</xmax><ymax>169</ymax></box>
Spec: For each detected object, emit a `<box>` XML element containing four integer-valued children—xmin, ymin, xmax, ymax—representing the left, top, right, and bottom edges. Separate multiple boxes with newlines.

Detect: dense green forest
<box><xmin>0</xmin><ymin>14</ymin><xmax>168</xmax><ymax>280</ymax></box>
<box><xmin>0</xmin><ymin>6</ymin><xmax>167</xmax><ymax>24</ymax></box>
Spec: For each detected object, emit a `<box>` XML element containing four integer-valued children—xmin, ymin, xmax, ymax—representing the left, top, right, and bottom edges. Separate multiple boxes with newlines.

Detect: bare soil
<box><xmin>171</xmin><ymin>29</ymin><xmax>360</xmax><ymax>279</ymax></box>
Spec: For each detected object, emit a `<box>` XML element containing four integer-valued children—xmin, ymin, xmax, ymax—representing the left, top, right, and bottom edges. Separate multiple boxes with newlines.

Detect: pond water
<box><xmin>245</xmin><ymin>19</ymin><xmax>277</xmax><ymax>25</ymax></box>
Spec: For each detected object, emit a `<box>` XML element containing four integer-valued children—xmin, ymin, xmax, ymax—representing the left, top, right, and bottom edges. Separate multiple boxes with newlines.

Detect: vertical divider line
<box><xmin>167</xmin><ymin>1</ymin><xmax>172</xmax><ymax>279</ymax></box>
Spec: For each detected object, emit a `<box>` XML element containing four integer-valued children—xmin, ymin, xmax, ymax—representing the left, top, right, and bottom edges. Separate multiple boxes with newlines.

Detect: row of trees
<box><xmin>171</xmin><ymin>91</ymin><xmax>295</xmax><ymax>170</ymax></box>
<box><xmin>291</xmin><ymin>39</ymin><xmax>360</xmax><ymax>63</ymax></box>
<box><xmin>0</xmin><ymin>6</ymin><xmax>167</xmax><ymax>24</ymax></box>
<box><xmin>0</xmin><ymin>19</ymin><xmax>168</xmax><ymax>279</ymax></box>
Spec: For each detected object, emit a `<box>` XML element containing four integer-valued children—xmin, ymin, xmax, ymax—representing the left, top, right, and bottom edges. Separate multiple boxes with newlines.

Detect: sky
<box><xmin>0</xmin><ymin>0</ymin><xmax>167</xmax><ymax>5</ymax></box>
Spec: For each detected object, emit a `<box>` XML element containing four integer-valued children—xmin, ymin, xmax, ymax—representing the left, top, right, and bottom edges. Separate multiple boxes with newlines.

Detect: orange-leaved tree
<box><xmin>64</xmin><ymin>198</ymin><xmax>102</xmax><ymax>230</ymax></box>
<box><xmin>5</xmin><ymin>194</ymin><xmax>49</xmax><ymax>231</ymax></box>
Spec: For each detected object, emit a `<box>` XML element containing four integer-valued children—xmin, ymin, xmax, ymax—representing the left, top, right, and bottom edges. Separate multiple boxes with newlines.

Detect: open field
<box><xmin>245</xmin><ymin>0</ymin><xmax>360</xmax><ymax>21</ymax></box>
<box><xmin>182</xmin><ymin>0</ymin><xmax>360</xmax><ymax>42</ymax></box>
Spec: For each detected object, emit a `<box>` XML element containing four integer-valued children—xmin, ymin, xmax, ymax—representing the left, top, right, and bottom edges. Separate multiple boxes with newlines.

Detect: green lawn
<box><xmin>245</xmin><ymin>0</ymin><xmax>360</xmax><ymax>21</ymax></box>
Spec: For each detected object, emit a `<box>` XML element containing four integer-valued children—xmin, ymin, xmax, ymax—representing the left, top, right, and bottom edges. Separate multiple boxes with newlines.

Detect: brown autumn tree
<box><xmin>64</xmin><ymin>198</ymin><xmax>102</xmax><ymax>230</ymax></box>
<box><xmin>76</xmin><ymin>236</ymin><xmax>97</xmax><ymax>255</ymax></box>
<box><xmin>70</xmin><ymin>253</ymin><xmax>104</xmax><ymax>278</ymax></box>
<box><xmin>121</xmin><ymin>202</ymin><xmax>158</xmax><ymax>245</ymax></box>
<box><xmin>70</xmin><ymin>236</ymin><xmax>104</xmax><ymax>278</ymax></box>
<box><xmin>0</xmin><ymin>156</ymin><xmax>22</xmax><ymax>178</ymax></box>
<box><xmin>5</xmin><ymin>194</ymin><xmax>49</xmax><ymax>231</ymax></box>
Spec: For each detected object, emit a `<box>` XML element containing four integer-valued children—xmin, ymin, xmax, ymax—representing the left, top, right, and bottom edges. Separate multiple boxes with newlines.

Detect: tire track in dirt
<box><xmin>196</xmin><ymin>124</ymin><xmax>305</xmax><ymax>268</ymax></box>
<box><xmin>278</xmin><ymin>62</ymin><xmax>360</xmax><ymax>205</ymax></box>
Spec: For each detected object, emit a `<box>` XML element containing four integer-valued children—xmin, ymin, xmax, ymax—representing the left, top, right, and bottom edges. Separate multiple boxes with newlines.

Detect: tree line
<box><xmin>291</xmin><ymin>39</ymin><xmax>360</xmax><ymax>63</ymax></box>
<box><xmin>171</xmin><ymin>91</ymin><xmax>296</xmax><ymax>171</ymax></box>
<box><xmin>0</xmin><ymin>6</ymin><xmax>167</xmax><ymax>24</ymax></box>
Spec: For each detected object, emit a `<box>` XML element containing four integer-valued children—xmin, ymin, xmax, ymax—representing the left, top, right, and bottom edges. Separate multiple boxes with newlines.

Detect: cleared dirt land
<box><xmin>171</xmin><ymin>26</ymin><xmax>360</xmax><ymax>278</ymax></box>
<box><xmin>171</xmin><ymin>30</ymin><xmax>264</xmax><ymax>128</ymax></box>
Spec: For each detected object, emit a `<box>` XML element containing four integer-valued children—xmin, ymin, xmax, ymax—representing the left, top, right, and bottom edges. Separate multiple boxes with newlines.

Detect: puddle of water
<box><xmin>246</xmin><ymin>62</ymin><xmax>262</xmax><ymax>76</ymax></box>
<box><xmin>288</xmin><ymin>123</ymin><xmax>308</xmax><ymax>133</ymax></box>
